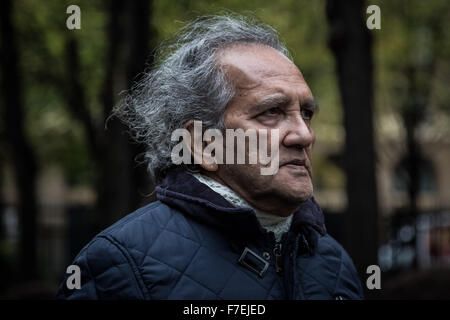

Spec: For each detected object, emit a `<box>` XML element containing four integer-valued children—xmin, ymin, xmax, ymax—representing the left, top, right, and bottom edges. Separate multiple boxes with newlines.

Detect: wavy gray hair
<box><xmin>115</xmin><ymin>13</ymin><xmax>292</xmax><ymax>183</ymax></box>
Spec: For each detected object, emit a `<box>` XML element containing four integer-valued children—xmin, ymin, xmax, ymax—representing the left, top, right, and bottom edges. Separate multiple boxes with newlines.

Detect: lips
<box><xmin>283</xmin><ymin>159</ymin><xmax>306</xmax><ymax>167</ymax></box>
<box><xmin>281</xmin><ymin>159</ymin><xmax>311</xmax><ymax>176</ymax></box>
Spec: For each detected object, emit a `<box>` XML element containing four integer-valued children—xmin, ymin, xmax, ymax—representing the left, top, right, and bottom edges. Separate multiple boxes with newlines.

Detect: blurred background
<box><xmin>0</xmin><ymin>0</ymin><xmax>449</xmax><ymax>299</ymax></box>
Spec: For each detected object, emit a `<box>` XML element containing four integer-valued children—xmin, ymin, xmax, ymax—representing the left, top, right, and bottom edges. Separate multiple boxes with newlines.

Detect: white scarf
<box><xmin>191</xmin><ymin>172</ymin><xmax>292</xmax><ymax>242</ymax></box>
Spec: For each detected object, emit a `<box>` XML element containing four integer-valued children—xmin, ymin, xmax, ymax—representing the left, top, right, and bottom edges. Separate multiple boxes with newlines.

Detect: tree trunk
<box><xmin>63</xmin><ymin>0</ymin><xmax>155</xmax><ymax>231</ymax></box>
<box><xmin>64</xmin><ymin>36</ymin><xmax>99</xmax><ymax>158</ymax></box>
<box><xmin>97</xmin><ymin>0</ymin><xmax>154</xmax><ymax>229</ymax></box>
<box><xmin>326</xmin><ymin>0</ymin><xmax>379</xmax><ymax>280</ymax></box>
<box><xmin>0</xmin><ymin>0</ymin><xmax>38</xmax><ymax>281</ymax></box>
<box><xmin>400</xmin><ymin>21</ymin><xmax>437</xmax><ymax>268</ymax></box>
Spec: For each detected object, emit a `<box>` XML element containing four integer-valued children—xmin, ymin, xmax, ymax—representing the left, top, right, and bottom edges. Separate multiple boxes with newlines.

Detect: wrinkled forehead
<box><xmin>216</xmin><ymin>43</ymin><xmax>305</xmax><ymax>90</ymax></box>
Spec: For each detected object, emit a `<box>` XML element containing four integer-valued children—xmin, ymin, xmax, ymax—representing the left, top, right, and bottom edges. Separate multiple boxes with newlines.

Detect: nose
<box><xmin>282</xmin><ymin>115</ymin><xmax>315</xmax><ymax>149</ymax></box>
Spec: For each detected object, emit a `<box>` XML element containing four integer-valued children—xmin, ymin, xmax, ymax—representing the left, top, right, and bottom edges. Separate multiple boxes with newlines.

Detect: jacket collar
<box><xmin>155</xmin><ymin>167</ymin><xmax>327</xmax><ymax>240</ymax></box>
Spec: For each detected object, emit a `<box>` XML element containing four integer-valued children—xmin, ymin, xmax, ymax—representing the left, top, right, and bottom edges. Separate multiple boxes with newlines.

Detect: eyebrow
<box><xmin>250</xmin><ymin>94</ymin><xmax>319</xmax><ymax>113</ymax></box>
<box><xmin>301</xmin><ymin>98</ymin><xmax>319</xmax><ymax>111</ymax></box>
<box><xmin>249</xmin><ymin>94</ymin><xmax>290</xmax><ymax>114</ymax></box>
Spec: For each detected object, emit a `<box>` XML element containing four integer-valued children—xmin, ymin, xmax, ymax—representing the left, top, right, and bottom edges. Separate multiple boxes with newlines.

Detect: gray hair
<box><xmin>115</xmin><ymin>13</ymin><xmax>292</xmax><ymax>183</ymax></box>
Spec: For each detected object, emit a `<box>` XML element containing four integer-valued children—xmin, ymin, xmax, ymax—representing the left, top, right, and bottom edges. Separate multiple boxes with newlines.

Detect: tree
<box><xmin>381</xmin><ymin>0</ymin><xmax>450</xmax><ymax>269</ymax></box>
<box><xmin>63</xmin><ymin>0</ymin><xmax>155</xmax><ymax>229</ymax></box>
<box><xmin>0</xmin><ymin>0</ymin><xmax>38</xmax><ymax>281</ymax></box>
<box><xmin>326</xmin><ymin>0</ymin><xmax>379</xmax><ymax>280</ymax></box>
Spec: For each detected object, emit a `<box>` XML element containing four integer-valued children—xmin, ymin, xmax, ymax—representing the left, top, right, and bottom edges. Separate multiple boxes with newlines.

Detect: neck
<box><xmin>190</xmin><ymin>171</ymin><xmax>293</xmax><ymax>241</ymax></box>
<box><xmin>202</xmin><ymin>171</ymin><xmax>299</xmax><ymax>217</ymax></box>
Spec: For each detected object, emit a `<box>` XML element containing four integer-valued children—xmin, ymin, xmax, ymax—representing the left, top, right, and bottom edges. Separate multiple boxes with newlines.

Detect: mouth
<box><xmin>281</xmin><ymin>159</ymin><xmax>310</xmax><ymax>175</ymax></box>
<box><xmin>283</xmin><ymin>159</ymin><xmax>306</xmax><ymax>167</ymax></box>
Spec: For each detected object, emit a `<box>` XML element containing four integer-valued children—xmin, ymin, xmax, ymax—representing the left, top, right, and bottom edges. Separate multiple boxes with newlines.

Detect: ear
<box><xmin>185</xmin><ymin>120</ymin><xmax>218</xmax><ymax>172</ymax></box>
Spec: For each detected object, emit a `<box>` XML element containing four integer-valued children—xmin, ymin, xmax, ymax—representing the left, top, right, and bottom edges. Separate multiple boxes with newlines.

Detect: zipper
<box><xmin>300</xmin><ymin>233</ymin><xmax>311</xmax><ymax>255</ymax></box>
<box><xmin>273</xmin><ymin>242</ymin><xmax>283</xmax><ymax>273</ymax></box>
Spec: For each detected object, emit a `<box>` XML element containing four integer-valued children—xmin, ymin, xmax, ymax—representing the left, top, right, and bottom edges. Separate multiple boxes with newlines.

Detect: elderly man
<box><xmin>57</xmin><ymin>14</ymin><xmax>363</xmax><ymax>300</ymax></box>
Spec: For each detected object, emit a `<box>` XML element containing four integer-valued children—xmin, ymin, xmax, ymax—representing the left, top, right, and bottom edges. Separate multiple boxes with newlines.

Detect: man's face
<box><xmin>205</xmin><ymin>44</ymin><xmax>316</xmax><ymax>216</ymax></box>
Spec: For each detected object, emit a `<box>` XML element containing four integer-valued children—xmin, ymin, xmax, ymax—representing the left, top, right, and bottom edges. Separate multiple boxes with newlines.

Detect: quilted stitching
<box><xmin>57</xmin><ymin>200</ymin><xmax>363</xmax><ymax>300</ymax></box>
<box><xmin>118</xmin><ymin>205</ymin><xmax>280</xmax><ymax>297</ymax></box>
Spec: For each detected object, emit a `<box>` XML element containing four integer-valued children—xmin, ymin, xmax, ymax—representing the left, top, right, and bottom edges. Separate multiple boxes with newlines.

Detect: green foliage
<box><xmin>152</xmin><ymin>0</ymin><xmax>344</xmax><ymax>188</ymax></box>
<box><xmin>372</xmin><ymin>0</ymin><xmax>450</xmax><ymax>117</ymax></box>
<box><xmin>152</xmin><ymin>0</ymin><xmax>342</xmax><ymax>129</ymax></box>
<box><xmin>5</xmin><ymin>0</ymin><xmax>450</xmax><ymax>193</ymax></box>
<box><xmin>12</xmin><ymin>0</ymin><xmax>105</xmax><ymax>186</ymax></box>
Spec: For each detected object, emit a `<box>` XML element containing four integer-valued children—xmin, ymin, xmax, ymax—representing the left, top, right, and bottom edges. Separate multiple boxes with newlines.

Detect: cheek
<box><xmin>306</xmin><ymin>145</ymin><xmax>313</xmax><ymax>159</ymax></box>
<box><xmin>306</xmin><ymin>131</ymin><xmax>315</xmax><ymax>159</ymax></box>
<box><xmin>223</xmin><ymin>108</ymin><xmax>248</xmax><ymax>129</ymax></box>
<box><xmin>218</xmin><ymin>163</ymin><xmax>274</xmax><ymax>191</ymax></box>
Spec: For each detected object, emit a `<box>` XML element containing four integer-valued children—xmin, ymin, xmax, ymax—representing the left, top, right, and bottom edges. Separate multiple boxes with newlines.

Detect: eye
<box><xmin>262</xmin><ymin>107</ymin><xmax>282</xmax><ymax>116</ymax></box>
<box><xmin>301</xmin><ymin>108</ymin><xmax>314</xmax><ymax>120</ymax></box>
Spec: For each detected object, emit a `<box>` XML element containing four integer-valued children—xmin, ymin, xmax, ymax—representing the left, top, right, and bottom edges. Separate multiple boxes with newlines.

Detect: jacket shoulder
<box><xmin>56</xmin><ymin>234</ymin><xmax>148</xmax><ymax>299</ymax></box>
<box><xmin>314</xmin><ymin>233</ymin><xmax>364</xmax><ymax>299</ymax></box>
<box><xmin>98</xmin><ymin>200</ymin><xmax>202</xmax><ymax>252</ymax></box>
<box><xmin>99</xmin><ymin>201</ymin><xmax>172</xmax><ymax>237</ymax></box>
<box><xmin>296</xmin><ymin>231</ymin><xmax>364</xmax><ymax>299</ymax></box>
<box><xmin>57</xmin><ymin>201</ymin><xmax>187</xmax><ymax>300</ymax></box>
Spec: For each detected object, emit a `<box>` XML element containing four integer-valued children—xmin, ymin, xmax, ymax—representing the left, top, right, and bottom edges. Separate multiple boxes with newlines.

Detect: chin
<box><xmin>278</xmin><ymin>181</ymin><xmax>313</xmax><ymax>204</ymax></box>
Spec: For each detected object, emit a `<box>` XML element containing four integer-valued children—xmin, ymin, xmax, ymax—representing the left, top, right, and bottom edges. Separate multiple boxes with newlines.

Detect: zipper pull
<box><xmin>300</xmin><ymin>233</ymin><xmax>311</xmax><ymax>255</ymax></box>
<box><xmin>273</xmin><ymin>242</ymin><xmax>283</xmax><ymax>273</ymax></box>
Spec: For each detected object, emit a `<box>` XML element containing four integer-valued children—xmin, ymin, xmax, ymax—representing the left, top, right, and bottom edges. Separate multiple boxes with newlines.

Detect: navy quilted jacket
<box><xmin>57</xmin><ymin>168</ymin><xmax>364</xmax><ymax>300</ymax></box>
